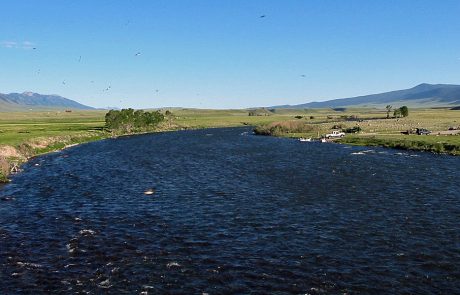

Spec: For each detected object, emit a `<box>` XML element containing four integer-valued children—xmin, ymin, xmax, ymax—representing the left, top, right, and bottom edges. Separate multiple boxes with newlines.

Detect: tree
<box><xmin>386</xmin><ymin>105</ymin><xmax>392</xmax><ymax>119</ymax></box>
<box><xmin>393</xmin><ymin>108</ymin><xmax>401</xmax><ymax>118</ymax></box>
<box><xmin>400</xmin><ymin>106</ymin><xmax>409</xmax><ymax>117</ymax></box>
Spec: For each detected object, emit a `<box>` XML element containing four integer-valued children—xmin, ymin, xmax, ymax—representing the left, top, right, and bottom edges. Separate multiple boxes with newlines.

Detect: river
<box><xmin>1</xmin><ymin>127</ymin><xmax>459</xmax><ymax>294</ymax></box>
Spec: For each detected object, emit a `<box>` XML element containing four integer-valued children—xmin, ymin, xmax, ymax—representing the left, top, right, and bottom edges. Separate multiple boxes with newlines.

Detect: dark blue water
<box><xmin>1</xmin><ymin>128</ymin><xmax>459</xmax><ymax>294</ymax></box>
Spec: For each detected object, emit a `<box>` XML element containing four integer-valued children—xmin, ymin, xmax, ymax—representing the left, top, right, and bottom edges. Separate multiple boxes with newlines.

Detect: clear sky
<box><xmin>1</xmin><ymin>0</ymin><xmax>459</xmax><ymax>109</ymax></box>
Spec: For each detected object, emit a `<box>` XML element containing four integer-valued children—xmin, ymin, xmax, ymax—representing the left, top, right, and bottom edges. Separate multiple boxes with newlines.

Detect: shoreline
<box><xmin>253</xmin><ymin>116</ymin><xmax>460</xmax><ymax>156</ymax></box>
<box><xmin>292</xmin><ymin>134</ymin><xmax>460</xmax><ymax>155</ymax></box>
<box><xmin>2</xmin><ymin>125</ymin><xmax>459</xmax><ymax>184</ymax></box>
<box><xmin>0</xmin><ymin>133</ymin><xmax>108</xmax><ymax>183</ymax></box>
<box><xmin>0</xmin><ymin>125</ymin><xmax>248</xmax><ymax>184</ymax></box>
<box><xmin>0</xmin><ymin>129</ymin><xmax>170</xmax><ymax>183</ymax></box>
<box><xmin>336</xmin><ymin>135</ymin><xmax>460</xmax><ymax>156</ymax></box>
<box><xmin>255</xmin><ymin>131</ymin><xmax>460</xmax><ymax>156</ymax></box>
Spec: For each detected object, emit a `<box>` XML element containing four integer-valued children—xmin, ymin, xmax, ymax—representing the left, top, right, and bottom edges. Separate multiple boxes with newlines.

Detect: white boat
<box><xmin>320</xmin><ymin>138</ymin><xmax>327</xmax><ymax>143</ymax></box>
<box><xmin>299</xmin><ymin>137</ymin><xmax>312</xmax><ymax>142</ymax></box>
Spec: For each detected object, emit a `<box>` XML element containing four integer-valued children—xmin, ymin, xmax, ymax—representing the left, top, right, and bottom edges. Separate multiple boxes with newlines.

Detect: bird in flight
<box><xmin>78</xmin><ymin>56</ymin><xmax>82</xmax><ymax>62</ymax></box>
<box><xmin>300</xmin><ymin>74</ymin><xmax>306</xmax><ymax>78</ymax></box>
<box><xmin>62</xmin><ymin>80</ymin><xmax>66</xmax><ymax>85</ymax></box>
<box><xmin>260</xmin><ymin>15</ymin><xmax>266</xmax><ymax>18</ymax></box>
<box><xmin>135</xmin><ymin>52</ymin><xmax>141</xmax><ymax>56</ymax></box>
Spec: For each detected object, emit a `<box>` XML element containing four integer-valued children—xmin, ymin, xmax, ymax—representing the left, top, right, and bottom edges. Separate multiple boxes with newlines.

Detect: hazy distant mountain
<box><xmin>273</xmin><ymin>84</ymin><xmax>460</xmax><ymax>109</ymax></box>
<box><xmin>0</xmin><ymin>92</ymin><xmax>94</xmax><ymax>111</ymax></box>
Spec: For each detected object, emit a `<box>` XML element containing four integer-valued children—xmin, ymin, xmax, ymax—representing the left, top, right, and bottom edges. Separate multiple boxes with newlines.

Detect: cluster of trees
<box><xmin>105</xmin><ymin>108</ymin><xmax>164</xmax><ymax>133</ymax></box>
<box><xmin>386</xmin><ymin>105</ymin><xmax>409</xmax><ymax>118</ymax></box>
<box><xmin>394</xmin><ymin>106</ymin><xmax>409</xmax><ymax>118</ymax></box>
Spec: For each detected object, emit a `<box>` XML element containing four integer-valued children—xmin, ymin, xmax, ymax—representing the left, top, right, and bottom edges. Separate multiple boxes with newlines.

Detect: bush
<box><xmin>17</xmin><ymin>143</ymin><xmax>34</xmax><ymax>158</ymax></box>
<box><xmin>0</xmin><ymin>157</ymin><xmax>9</xmax><ymax>182</ymax></box>
<box><xmin>344</xmin><ymin>126</ymin><xmax>362</xmax><ymax>133</ymax></box>
<box><xmin>254</xmin><ymin>121</ymin><xmax>315</xmax><ymax>136</ymax></box>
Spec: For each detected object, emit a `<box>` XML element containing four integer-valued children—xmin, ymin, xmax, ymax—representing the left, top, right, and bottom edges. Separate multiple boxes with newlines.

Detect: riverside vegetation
<box><xmin>1</xmin><ymin>107</ymin><xmax>460</xmax><ymax>182</ymax></box>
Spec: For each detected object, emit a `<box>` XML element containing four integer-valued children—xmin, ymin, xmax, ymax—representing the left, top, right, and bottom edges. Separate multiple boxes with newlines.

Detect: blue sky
<box><xmin>1</xmin><ymin>0</ymin><xmax>459</xmax><ymax>109</ymax></box>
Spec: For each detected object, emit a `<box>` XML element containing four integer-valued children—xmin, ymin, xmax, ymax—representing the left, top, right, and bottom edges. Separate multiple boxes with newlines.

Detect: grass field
<box><xmin>1</xmin><ymin>107</ymin><xmax>460</xmax><ymax>181</ymax></box>
<box><xmin>0</xmin><ymin>108</ymin><xmax>300</xmax><ymax>146</ymax></box>
<box><xmin>0</xmin><ymin>110</ymin><xmax>107</xmax><ymax>146</ymax></box>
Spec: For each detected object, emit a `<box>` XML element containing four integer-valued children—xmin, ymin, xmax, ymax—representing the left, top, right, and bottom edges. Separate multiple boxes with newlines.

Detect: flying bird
<box><xmin>135</xmin><ymin>52</ymin><xmax>141</xmax><ymax>56</ymax></box>
<box><xmin>300</xmin><ymin>74</ymin><xmax>306</xmax><ymax>78</ymax></box>
<box><xmin>259</xmin><ymin>15</ymin><xmax>266</xmax><ymax>18</ymax></box>
<box><xmin>78</xmin><ymin>56</ymin><xmax>82</xmax><ymax>62</ymax></box>
<box><xmin>62</xmin><ymin>80</ymin><xmax>66</xmax><ymax>85</ymax></box>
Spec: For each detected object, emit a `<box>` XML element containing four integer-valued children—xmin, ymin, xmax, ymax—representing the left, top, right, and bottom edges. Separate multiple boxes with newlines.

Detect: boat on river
<box><xmin>299</xmin><ymin>137</ymin><xmax>312</xmax><ymax>142</ymax></box>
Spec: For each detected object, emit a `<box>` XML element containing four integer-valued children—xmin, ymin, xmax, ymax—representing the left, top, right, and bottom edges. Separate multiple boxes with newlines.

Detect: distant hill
<box><xmin>273</xmin><ymin>83</ymin><xmax>460</xmax><ymax>109</ymax></box>
<box><xmin>0</xmin><ymin>92</ymin><xmax>94</xmax><ymax>111</ymax></box>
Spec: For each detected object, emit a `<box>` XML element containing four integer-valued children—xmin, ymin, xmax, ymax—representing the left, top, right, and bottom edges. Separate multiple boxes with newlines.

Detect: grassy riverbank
<box><xmin>253</xmin><ymin>107</ymin><xmax>460</xmax><ymax>155</ymax></box>
<box><xmin>0</xmin><ymin>108</ymin><xmax>301</xmax><ymax>182</ymax></box>
<box><xmin>338</xmin><ymin>134</ymin><xmax>460</xmax><ymax>155</ymax></box>
<box><xmin>0</xmin><ymin>110</ymin><xmax>108</xmax><ymax>182</ymax></box>
<box><xmin>1</xmin><ymin>107</ymin><xmax>460</xmax><ymax>182</ymax></box>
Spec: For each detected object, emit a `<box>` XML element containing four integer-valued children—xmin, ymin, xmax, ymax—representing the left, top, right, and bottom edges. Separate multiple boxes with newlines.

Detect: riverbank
<box><xmin>0</xmin><ymin>108</ymin><xmax>309</xmax><ymax>183</ymax></box>
<box><xmin>2</xmin><ymin>107</ymin><xmax>460</xmax><ymax>182</ymax></box>
<box><xmin>255</xmin><ymin>125</ymin><xmax>460</xmax><ymax>156</ymax></box>
<box><xmin>253</xmin><ymin>108</ymin><xmax>460</xmax><ymax>156</ymax></box>
<box><xmin>0</xmin><ymin>132</ymin><xmax>105</xmax><ymax>182</ymax></box>
<box><xmin>337</xmin><ymin>134</ymin><xmax>460</xmax><ymax>155</ymax></box>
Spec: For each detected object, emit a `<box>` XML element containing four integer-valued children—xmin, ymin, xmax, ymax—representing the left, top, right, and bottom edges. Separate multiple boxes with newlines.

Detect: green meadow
<box><xmin>0</xmin><ymin>110</ymin><xmax>107</xmax><ymax>146</ymax></box>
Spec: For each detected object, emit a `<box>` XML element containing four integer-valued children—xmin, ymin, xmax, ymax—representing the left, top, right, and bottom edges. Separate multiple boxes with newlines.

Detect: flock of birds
<box><xmin>29</xmin><ymin>14</ymin><xmax>307</xmax><ymax>106</ymax></box>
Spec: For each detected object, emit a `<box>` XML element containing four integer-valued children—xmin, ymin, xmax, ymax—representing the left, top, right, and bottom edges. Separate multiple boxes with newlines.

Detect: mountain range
<box><xmin>2</xmin><ymin>83</ymin><xmax>460</xmax><ymax>112</ymax></box>
<box><xmin>0</xmin><ymin>92</ymin><xmax>93</xmax><ymax>111</ymax></box>
<box><xmin>273</xmin><ymin>83</ymin><xmax>460</xmax><ymax>109</ymax></box>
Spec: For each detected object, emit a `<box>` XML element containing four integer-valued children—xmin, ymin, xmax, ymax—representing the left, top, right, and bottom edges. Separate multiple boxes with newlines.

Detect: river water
<box><xmin>1</xmin><ymin>128</ymin><xmax>459</xmax><ymax>294</ymax></box>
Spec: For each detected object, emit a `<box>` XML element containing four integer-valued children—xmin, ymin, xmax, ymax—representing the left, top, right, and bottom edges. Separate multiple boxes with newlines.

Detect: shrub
<box><xmin>0</xmin><ymin>157</ymin><xmax>9</xmax><ymax>182</ymax></box>
<box><xmin>17</xmin><ymin>143</ymin><xmax>34</xmax><ymax>158</ymax></box>
<box><xmin>254</xmin><ymin>121</ymin><xmax>315</xmax><ymax>136</ymax></box>
<box><xmin>344</xmin><ymin>126</ymin><xmax>362</xmax><ymax>133</ymax></box>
